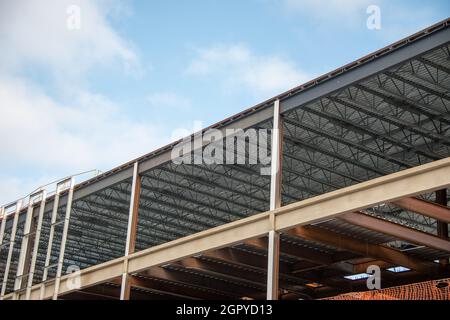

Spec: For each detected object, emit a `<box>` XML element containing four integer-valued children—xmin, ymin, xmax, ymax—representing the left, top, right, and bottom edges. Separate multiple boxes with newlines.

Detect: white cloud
<box><xmin>0</xmin><ymin>76</ymin><xmax>167</xmax><ymax>171</ymax></box>
<box><xmin>284</xmin><ymin>0</ymin><xmax>379</xmax><ymax>26</ymax></box>
<box><xmin>186</xmin><ymin>44</ymin><xmax>309</xmax><ymax>97</ymax></box>
<box><xmin>0</xmin><ymin>76</ymin><xmax>168</xmax><ymax>204</ymax></box>
<box><xmin>284</xmin><ymin>0</ymin><xmax>445</xmax><ymax>44</ymax></box>
<box><xmin>0</xmin><ymin>176</ymin><xmax>55</xmax><ymax>207</ymax></box>
<box><xmin>147</xmin><ymin>92</ymin><xmax>192</xmax><ymax>110</ymax></box>
<box><xmin>0</xmin><ymin>0</ymin><xmax>165</xmax><ymax>204</ymax></box>
<box><xmin>0</xmin><ymin>0</ymin><xmax>139</xmax><ymax>78</ymax></box>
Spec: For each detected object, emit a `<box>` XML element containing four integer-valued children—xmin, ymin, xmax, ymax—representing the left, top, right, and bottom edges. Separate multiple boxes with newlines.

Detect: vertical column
<box><xmin>267</xmin><ymin>99</ymin><xmax>283</xmax><ymax>300</ymax></box>
<box><xmin>0</xmin><ymin>206</ymin><xmax>7</xmax><ymax>290</ymax></box>
<box><xmin>14</xmin><ymin>195</ymin><xmax>36</xmax><ymax>296</ymax></box>
<box><xmin>40</xmin><ymin>184</ymin><xmax>63</xmax><ymax>299</ymax></box>
<box><xmin>52</xmin><ymin>177</ymin><xmax>75</xmax><ymax>300</ymax></box>
<box><xmin>0</xmin><ymin>200</ymin><xmax>23</xmax><ymax>299</ymax></box>
<box><xmin>436</xmin><ymin>189</ymin><xmax>448</xmax><ymax>267</ymax></box>
<box><xmin>0</xmin><ymin>207</ymin><xmax>6</xmax><ymax>251</ymax></box>
<box><xmin>26</xmin><ymin>191</ymin><xmax>47</xmax><ymax>300</ymax></box>
<box><xmin>267</xmin><ymin>228</ymin><xmax>280</xmax><ymax>300</ymax></box>
<box><xmin>120</xmin><ymin>161</ymin><xmax>141</xmax><ymax>300</ymax></box>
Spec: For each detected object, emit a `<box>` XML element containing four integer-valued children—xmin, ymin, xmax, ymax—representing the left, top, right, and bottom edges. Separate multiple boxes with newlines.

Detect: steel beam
<box><xmin>282</xmin><ymin>28</ymin><xmax>450</xmax><ymax>112</ymax></box>
<box><xmin>40</xmin><ymin>184</ymin><xmax>63</xmax><ymax>299</ymax></box>
<box><xmin>0</xmin><ymin>200</ymin><xmax>23</xmax><ymax>299</ymax></box>
<box><xmin>0</xmin><ymin>207</ymin><xmax>6</xmax><ymax>253</ymax></box>
<box><xmin>281</xmin><ymin>26</ymin><xmax>450</xmax><ymax>113</ymax></box>
<box><xmin>328</xmin><ymin>95</ymin><xmax>450</xmax><ymax>147</ymax></box>
<box><xmin>417</xmin><ymin>56</ymin><xmax>450</xmax><ymax>75</ymax></box>
<box><xmin>384</xmin><ymin>71</ymin><xmax>450</xmax><ymax>103</ymax></box>
<box><xmin>283</xmin><ymin>116</ymin><xmax>412</xmax><ymax>169</ymax></box>
<box><xmin>15</xmin><ymin>157</ymin><xmax>450</xmax><ymax>300</ymax></box>
<box><xmin>25</xmin><ymin>192</ymin><xmax>47</xmax><ymax>299</ymax></box>
<box><xmin>52</xmin><ymin>178</ymin><xmax>75</xmax><ymax>300</ymax></box>
<box><xmin>340</xmin><ymin>211</ymin><xmax>450</xmax><ymax>252</ymax></box>
<box><xmin>141</xmin><ymin>265</ymin><xmax>263</xmax><ymax>299</ymax></box>
<box><xmin>267</xmin><ymin>100</ymin><xmax>282</xmax><ymax>300</ymax></box>
<box><xmin>436</xmin><ymin>189</ymin><xmax>449</xmax><ymax>237</ymax></box>
<box><xmin>298</xmin><ymin>104</ymin><xmax>440</xmax><ymax>161</ymax></box>
<box><xmin>120</xmin><ymin>162</ymin><xmax>142</xmax><ymax>300</ymax></box>
<box><xmin>14</xmin><ymin>190</ymin><xmax>46</xmax><ymax>299</ymax></box>
<box><xmin>245</xmin><ymin>237</ymin><xmax>334</xmax><ymax>265</ymax></box>
<box><xmin>392</xmin><ymin>197</ymin><xmax>450</xmax><ymax>224</ymax></box>
<box><xmin>178</xmin><ymin>257</ymin><xmax>266</xmax><ymax>287</ymax></box>
<box><xmin>178</xmin><ymin>256</ymin><xmax>313</xmax><ymax>296</ymax></box>
<box><xmin>270</xmin><ymin>100</ymin><xmax>283</xmax><ymax>211</ymax></box>
<box><xmin>435</xmin><ymin>189</ymin><xmax>449</xmax><ymax>267</ymax></box>
<box><xmin>204</xmin><ymin>247</ymin><xmax>291</xmax><ymax>274</ymax></box>
<box><xmin>266</xmin><ymin>230</ymin><xmax>280</xmax><ymax>300</ymax></box>
<box><xmin>129</xmin><ymin>274</ymin><xmax>232</xmax><ymax>300</ymax></box>
<box><xmin>5</xmin><ymin>20</ymin><xmax>445</xmax><ymax>229</ymax></box>
<box><xmin>288</xmin><ymin>226</ymin><xmax>436</xmax><ymax>274</ymax></box>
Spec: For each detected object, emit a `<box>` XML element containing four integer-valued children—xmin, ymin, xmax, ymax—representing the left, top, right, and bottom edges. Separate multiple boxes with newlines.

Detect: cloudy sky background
<box><xmin>0</xmin><ymin>0</ymin><xmax>449</xmax><ymax>204</ymax></box>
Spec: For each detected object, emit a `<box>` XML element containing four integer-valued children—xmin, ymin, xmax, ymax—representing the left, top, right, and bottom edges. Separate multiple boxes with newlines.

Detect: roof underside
<box><xmin>1</xmin><ymin>19</ymin><xmax>450</xmax><ymax>298</ymax></box>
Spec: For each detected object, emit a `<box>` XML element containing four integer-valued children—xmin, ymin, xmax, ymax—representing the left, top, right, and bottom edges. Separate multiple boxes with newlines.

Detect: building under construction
<box><xmin>1</xmin><ymin>19</ymin><xmax>450</xmax><ymax>300</ymax></box>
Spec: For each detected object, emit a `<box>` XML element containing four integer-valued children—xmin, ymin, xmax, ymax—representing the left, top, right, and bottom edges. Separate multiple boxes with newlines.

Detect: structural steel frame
<box><xmin>0</xmin><ymin>18</ymin><xmax>450</xmax><ymax>300</ymax></box>
<box><xmin>3</xmin><ymin>156</ymin><xmax>450</xmax><ymax>300</ymax></box>
<box><xmin>38</xmin><ymin>18</ymin><xmax>450</xmax><ymax>203</ymax></box>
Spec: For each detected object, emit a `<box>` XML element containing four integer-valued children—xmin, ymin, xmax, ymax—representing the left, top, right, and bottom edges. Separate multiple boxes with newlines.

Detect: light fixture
<box><xmin>387</xmin><ymin>266</ymin><xmax>410</xmax><ymax>273</ymax></box>
<box><xmin>344</xmin><ymin>273</ymin><xmax>370</xmax><ymax>280</ymax></box>
<box><xmin>306</xmin><ymin>282</ymin><xmax>323</xmax><ymax>288</ymax></box>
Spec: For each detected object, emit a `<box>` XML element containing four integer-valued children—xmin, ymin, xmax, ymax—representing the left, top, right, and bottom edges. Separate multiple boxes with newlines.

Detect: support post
<box><xmin>14</xmin><ymin>195</ymin><xmax>36</xmax><ymax>297</ymax></box>
<box><xmin>120</xmin><ymin>161</ymin><xmax>141</xmax><ymax>300</ymax></box>
<box><xmin>52</xmin><ymin>178</ymin><xmax>75</xmax><ymax>300</ymax></box>
<box><xmin>26</xmin><ymin>191</ymin><xmax>47</xmax><ymax>300</ymax></box>
<box><xmin>0</xmin><ymin>200</ymin><xmax>23</xmax><ymax>299</ymax></box>
<box><xmin>267</xmin><ymin>99</ymin><xmax>283</xmax><ymax>300</ymax></box>
<box><xmin>267</xmin><ymin>228</ymin><xmax>280</xmax><ymax>300</ymax></box>
<box><xmin>269</xmin><ymin>99</ymin><xmax>283</xmax><ymax>211</ymax></box>
<box><xmin>40</xmin><ymin>181</ymin><xmax>64</xmax><ymax>299</ymax></box>
<box><xmin>0</xmin><ymin>207</ymin><xmax>6</xmax><ymax>252</ymax></box>
<box><xmin>0</xmin><ymin>206</ymin><xmax>7</xmax><ymax>291</ymax></box>
<box><xmin>436</xmin><ymin>189</ymin><xmax>449</xmax><ymax>267</ymax></box>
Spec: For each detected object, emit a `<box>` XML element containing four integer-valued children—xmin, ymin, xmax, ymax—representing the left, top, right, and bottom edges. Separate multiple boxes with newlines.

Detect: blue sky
<box><xmin>0</xmin><ymin>0</ymin><xmax>449</xmax><ymax>204</ymax></box>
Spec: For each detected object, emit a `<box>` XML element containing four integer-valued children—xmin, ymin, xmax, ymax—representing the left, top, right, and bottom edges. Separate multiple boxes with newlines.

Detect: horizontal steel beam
<box><xmin>288</xmin><ymin>226</ymin><xmax>436</xmax><ymax>274</ymax></box>
<box><xmin>281</xmin><ymin>27</ymin><xmax>450</xmax><ymax>113</ymax></box>
<box><xmin>391</xmin><ymin>197</ymin><xmax>450</xmax><ymax>224</ymax></box>
<box><xmin>244</xmin><ymin>237</ymin><xmax>333</xmax><ymax>265</ymax></box>
<box><xmin>340</xmin><ymin>211</ymin><xmax>450</xmax><ymax>252</ymax></box>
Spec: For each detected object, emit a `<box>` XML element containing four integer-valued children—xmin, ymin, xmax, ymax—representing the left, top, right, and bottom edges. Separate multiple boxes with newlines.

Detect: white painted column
<box><xmin>26</xmin><ymin>191</ymin><xmax>47</xmax><ymax>300</ymax></box>
<box><xmin>52</xmin><ymin>177</ymin><xmax>75</xmax><ymax>300</ymax></box>
<box><xmin>120</xmin><ymin>161</ymin><xmax>141</xmax><ymax>300</ymax></box>
<box><xmin>0</xmin><ymin>206</ymin><xmax>8</xmax><ymax>293</ymax></box>
<box><xmin>0</xmin><ymin>207</ymin><xmax>6</xmax><ymax>252</ymax></box>
<box><xmin>267</xmin><ymin>99</ymin><xmax>283</xmax><ymax>300</ymax></box>
<box><xmin>14</xmin><ymin>192</ymin><xmax>42</xmax><ymax>295</ymax></box>
<box><xmin>0</xmin><ymin>200</ymin><xmax>23</xmax><ymax>299</ymax></box>
<box><xmin>40</xmin><ymin>182</ymin><xmax>64</xmax><ymax>300</ymax></box>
